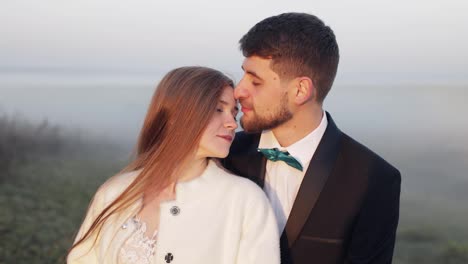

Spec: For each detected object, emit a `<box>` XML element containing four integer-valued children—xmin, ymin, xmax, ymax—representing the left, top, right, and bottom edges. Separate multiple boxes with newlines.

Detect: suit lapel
<box><xmin>246</xmin><ymin>142</ymin><xmax>267</xmax><ymax>188</ymax></box>
<box><xmin>228</xmin><ymin>132</ymin><xmax>267</xmax><ymax>188</ymax></box>
<box><xmin>283</xmin><ymin>112</ymin><xmax>343</xmax><ymax>248</ymax></box>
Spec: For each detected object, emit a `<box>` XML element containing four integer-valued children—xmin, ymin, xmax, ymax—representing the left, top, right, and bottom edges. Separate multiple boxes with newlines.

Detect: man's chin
<box><xmin>240</xmin><ymin>118</ymin><xmax>263</xmax><ymax>133</ymax></box>
<box><xmin>241</xmin><ymin>114</ymin><xmax>292</xmax><ymax>132</ymax></box>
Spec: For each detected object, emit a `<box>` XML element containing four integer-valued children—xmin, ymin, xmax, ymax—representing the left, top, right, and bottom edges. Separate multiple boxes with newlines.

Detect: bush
<box><xmin>0</xmin><ymin>113</ymin><xmax>129</xmax><ymax>263</ymax></box>
<box><xmin>0</xmin><ymin>113</ymin><xmax>130</xmax><ymax>181</ymax></box>
<box><xmin>0</xmin><ymin>114</ymin><xmax>62</xmax><ymax>178</ymax></box>
<box><xmin>439</xmin><ymin>242</ymin><xmax>468</xmax><ymax>264</ymax></box>
<box><xmin>0</xmin><ymin>158</ymin><xmax>123</xmax><ymax>263</ymax></box>
<box><xmin>398</xmin><ymin>228</ymin><xmax>440</xmax><ymax>243</ymax></box>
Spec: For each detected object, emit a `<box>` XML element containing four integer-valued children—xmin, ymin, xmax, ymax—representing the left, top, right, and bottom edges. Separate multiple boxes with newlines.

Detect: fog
<box><xmin>2</xmin><ymin>2</ymin><xmax>468</xmax><ymax>262</ymax></box>
<box><xmin>1</xmin><ymin>0</ymin><xmax>468</xmax><ymax>84</ymax></box>
<box><xmin>1</xmin><ymin>0</ymin><xmax>467</xmax><ymax>226</ymax></box>
<box><xmin>2</xmin><ymin>73</ymin><xmax>467</xmax><ymax>195</ymax></box>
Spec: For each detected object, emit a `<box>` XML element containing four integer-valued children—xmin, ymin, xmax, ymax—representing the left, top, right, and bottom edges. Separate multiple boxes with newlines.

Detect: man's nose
<box><xmin>234</xmin><ymin>82</ymin><xmax>248</xmax><ymax>100</ymax></box>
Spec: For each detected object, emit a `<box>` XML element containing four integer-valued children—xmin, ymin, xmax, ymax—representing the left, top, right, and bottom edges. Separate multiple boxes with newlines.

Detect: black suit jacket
<box><xmin>222</xmin><ymin>112</ymin><xmax>401</xmax><ymax>264</ymax></box>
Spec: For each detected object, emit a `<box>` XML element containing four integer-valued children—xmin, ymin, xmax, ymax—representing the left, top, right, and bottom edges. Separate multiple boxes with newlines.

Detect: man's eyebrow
<box><xmin>219</xmin><ymin>100</ymin><xmax>239</xmax><ymax>112</ymax></box>
<box><xmin>241</xmin><ymin>66</ymin><xmax>263</xmax><ymax>81</ymax></box>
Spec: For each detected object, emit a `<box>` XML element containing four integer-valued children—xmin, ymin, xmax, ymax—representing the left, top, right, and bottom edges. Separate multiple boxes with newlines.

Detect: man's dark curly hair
<box><xmin>240</xmin><ymin>12</ymin><xmax>339</xmax><ymax>103</ymax></box>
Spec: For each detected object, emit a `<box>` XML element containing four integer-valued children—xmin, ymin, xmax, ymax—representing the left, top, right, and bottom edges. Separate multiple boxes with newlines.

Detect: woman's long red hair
<box><xmin>68</xmin><ymin>66</ymin><xmax>234</xmax><ymax>254</ymax></box>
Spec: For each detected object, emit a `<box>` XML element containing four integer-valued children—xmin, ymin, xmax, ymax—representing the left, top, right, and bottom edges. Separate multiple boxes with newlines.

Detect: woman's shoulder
<box><xmin>94</xmin><ymin>169</ymin><xmax>141</xmax><ymax>203</ymax></box>
<box><xmin>210</xmin><ymin>160</ymin><xmax>267</xmax><ymax>199</ymax></box>
<box><xmin>209</xmin><ymin>160</ymin><xmax>274</xmax><ymax>222</ymax></box>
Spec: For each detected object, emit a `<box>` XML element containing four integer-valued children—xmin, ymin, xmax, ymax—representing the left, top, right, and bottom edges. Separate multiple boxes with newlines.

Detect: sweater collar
<box><xmin>172</xmin><ymin>158</ymin><xmax>220</xmax><ymax>203</ymax></box>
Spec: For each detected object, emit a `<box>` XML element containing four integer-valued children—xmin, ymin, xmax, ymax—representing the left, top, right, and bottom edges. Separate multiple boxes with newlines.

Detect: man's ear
<box><xmin>293</xmin><ymin>77</ymin><xmax>314</xmax><ymax>105</ymax></box>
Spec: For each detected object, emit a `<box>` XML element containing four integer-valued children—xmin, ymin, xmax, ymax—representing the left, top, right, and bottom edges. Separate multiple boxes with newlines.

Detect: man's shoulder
<box><xmin>222</xmin><ymin>131</ymin><xmax>263</xmax><ymax>181</ymax></box>
<box><xmin>340</xmin><ymin>132</ymin><xmax>400</xmax><ymax>179</ymax></box>
<box><xmin>230</xmin><ymin>131</ymin><xmax>261</xmax><ymax>153</ymax></box>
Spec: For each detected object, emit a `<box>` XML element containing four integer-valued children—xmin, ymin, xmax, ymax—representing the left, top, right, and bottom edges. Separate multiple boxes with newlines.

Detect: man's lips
<box><xmin>238</xmin><ymin>100</ymin><xmax>252</xmax><ymax>113</ymax></box>
<box><xmin>241</xmin><ymin>106</ymin><xmax>252</xmax><ymax>113</ymax></box>
<box><xmin>217</xmin><ymin>135</ymin><xmax>233</xmax><ymax>142</ymax></box>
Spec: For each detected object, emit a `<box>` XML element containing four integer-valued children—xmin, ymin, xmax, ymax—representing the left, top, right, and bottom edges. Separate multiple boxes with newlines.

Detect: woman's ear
<box><xmin>294</xmin><ymin>77</ymin><xmax>314</xmax><ymax>105</ymax></box>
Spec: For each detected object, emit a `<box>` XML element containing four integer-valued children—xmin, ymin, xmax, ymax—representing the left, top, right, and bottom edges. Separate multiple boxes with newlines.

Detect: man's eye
<box><xmin>252</xmin><ymin>82</ymin><xmax>260</xmax><ymax>86</ymax></box>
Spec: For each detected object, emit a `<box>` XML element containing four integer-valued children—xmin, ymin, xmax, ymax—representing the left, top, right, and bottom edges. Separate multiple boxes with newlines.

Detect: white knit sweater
<box><xmin>67</xmin><ymin>159</ymin><xmax>280</xmax><ymax>264</ymax></box>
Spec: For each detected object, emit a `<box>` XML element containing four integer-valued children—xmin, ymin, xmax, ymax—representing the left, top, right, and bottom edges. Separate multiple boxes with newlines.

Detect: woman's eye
<box><xmin>216</xmin><ymin>108</ymin><xmax>223</xmax><ymax>112</ymax></box>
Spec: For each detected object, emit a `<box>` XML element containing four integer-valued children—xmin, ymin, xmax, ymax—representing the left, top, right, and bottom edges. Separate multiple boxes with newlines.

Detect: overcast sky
<box><xmin>1</xmin><ymin>0</ymin><xmax>467</xmax><ymax>84</ymax></box>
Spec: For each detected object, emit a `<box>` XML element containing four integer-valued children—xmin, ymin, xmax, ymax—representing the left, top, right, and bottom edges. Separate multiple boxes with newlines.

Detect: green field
<box><xmin>0</xmin><ymin>157</ymin><xmax>123</xmax><ymax>263</ymax></box>
<box><xmin>1</xmin><ymin>157</ymin><xmax>467</xmax><ymax>263</ymax></box>
<box><xmin>1</xmin><ymin>115</ymin><xmax>467</xmax><ymax>263</ymax></box>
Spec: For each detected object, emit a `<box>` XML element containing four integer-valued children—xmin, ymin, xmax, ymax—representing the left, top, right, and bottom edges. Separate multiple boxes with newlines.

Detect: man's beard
<box><xmin>240</xmin><ymin>93</ymin><xmax>293</xmax><ymax>132</ymax></box>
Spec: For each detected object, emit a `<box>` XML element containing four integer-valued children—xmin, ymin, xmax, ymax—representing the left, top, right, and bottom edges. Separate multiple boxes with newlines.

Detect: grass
<box><xmin>2</xmin><ymin>157</ymin><xmax>467</xmax><ymax>263</ymax></box>
<box><xmin>0</xmin><ymin>157</ymin><xmax>124</xmax><ymax>264</ymax></box>
<box><xmin>393</xmin><ymin>198</ymin><xmax>468</xmax><ymax>264</ymax></box>
<box><xmin>1</xmin><ymin>113</ymin><xmax>467</xmax><ymax>263</ymax></box>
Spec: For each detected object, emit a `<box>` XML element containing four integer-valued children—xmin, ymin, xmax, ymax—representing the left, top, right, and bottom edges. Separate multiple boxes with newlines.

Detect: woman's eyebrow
<box><xmin>219</xmin><ymin>100</ymin><xmax>239</xmax><ymax>112</ymax></box>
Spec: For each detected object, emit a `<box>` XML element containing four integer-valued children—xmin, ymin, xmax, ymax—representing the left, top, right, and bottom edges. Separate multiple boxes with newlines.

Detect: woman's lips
<box><xmin>217</xmin><ymin>135</ymin><xmax>233</xmax><ymax>142</ymax></box>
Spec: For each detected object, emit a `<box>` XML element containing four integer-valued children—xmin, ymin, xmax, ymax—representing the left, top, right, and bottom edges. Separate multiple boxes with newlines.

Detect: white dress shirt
<box><xmin>259</xmin><ymin>112</ymin><xmax>328</xmax><ymax>234</ymax></box>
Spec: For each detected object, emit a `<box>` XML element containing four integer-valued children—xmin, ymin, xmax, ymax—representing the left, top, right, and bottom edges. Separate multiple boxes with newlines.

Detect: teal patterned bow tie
<box><xmin>257</xmin><ymin>148</ymin><xmax>303</xmax><ymax>171</ymax></box>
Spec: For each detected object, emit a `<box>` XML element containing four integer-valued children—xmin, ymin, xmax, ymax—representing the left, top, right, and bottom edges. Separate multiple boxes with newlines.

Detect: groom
<box><xmin>223</xmin><ymin>13</ymin><xmax>401</xmax><ymax>263</ymax></box>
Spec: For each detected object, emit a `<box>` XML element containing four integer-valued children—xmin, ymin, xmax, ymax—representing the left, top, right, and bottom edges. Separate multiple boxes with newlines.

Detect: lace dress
<box><xmin>118</xmin><ymin>217</ymin><xmax>158</xmax><ymax>264</ymax></box>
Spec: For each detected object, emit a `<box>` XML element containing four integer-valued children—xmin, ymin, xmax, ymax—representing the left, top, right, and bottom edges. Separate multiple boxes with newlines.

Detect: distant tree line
<box><xmin>0</xmin><ymin>114</ymin><xmax>62</xmax><ymax>175</ymax></box>
<box><xmin>0</xmin><ymin>113</ymin><xmax>130</xmax><ymax>181</ymax></box>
